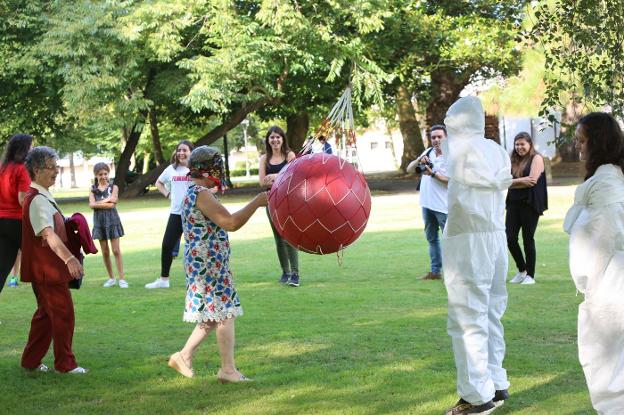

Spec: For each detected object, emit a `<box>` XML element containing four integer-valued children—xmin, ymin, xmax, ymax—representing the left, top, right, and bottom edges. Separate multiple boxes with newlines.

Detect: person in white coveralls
<box><xmin>441</xmin><ymin>96</ymin><xmax>513</xmax><ymax>415</ymax></box>
<box><xmin>564</xmin><ymin>112</ymin><xmax>624</xmax><ymax>415</ymax></box>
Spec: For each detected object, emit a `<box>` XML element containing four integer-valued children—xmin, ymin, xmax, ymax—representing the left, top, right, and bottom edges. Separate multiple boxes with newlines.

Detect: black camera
<box><xmin>415</xmin><ymin>161</ymin><xmax>433</xmax><ymax>173</ymax></box>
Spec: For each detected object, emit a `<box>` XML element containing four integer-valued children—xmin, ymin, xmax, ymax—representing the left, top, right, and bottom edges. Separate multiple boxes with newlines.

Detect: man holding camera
<box><xmin>408</xmin><ymin>125</ymin><xmax>449</xmax><ymax>280</ymax></box>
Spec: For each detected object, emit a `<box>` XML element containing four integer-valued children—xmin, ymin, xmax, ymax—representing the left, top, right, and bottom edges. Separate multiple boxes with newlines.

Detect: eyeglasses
<box><xmin>43</xmin><ymin>165</ymin><xmax>60</xmax><ymax>171</ymax></box>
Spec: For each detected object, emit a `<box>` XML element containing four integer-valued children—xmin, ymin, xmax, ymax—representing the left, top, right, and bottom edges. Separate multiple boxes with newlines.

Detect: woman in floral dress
<box><xmin>168</xmin><ymin>146</ymin><xmax>267</xmax><ymax>382</ymax></box>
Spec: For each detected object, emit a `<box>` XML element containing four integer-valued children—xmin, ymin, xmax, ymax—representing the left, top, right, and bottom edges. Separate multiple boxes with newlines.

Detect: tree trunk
<box><xmin>223</xmin><ymin>133</ymin><xmax>232</xmax><ymax>187</ymax></box>
<box><xmin>149</xmin><ymin>108</ymin><xmax>166</xmax><ymax>165</ymax></box>
<box><xmin>425</xmin><ymin>68</ymin><xmax>472</xmax><ymax>131</ymax></box>
<box><xmin>68</xmin><ymin>152</ymin><xmax>77</xmax><ymax>188</ymax></box>
<box><xmin>396</xmin><ymin>84</ymin><xmax>424</xmax><ymax>172</ymax></box>
<box><xmin>121</xmin><ymin>126</ymin><xmax>138</xmax><ymax>172</ymax></box>
<box><xmin>286</xmin><ymin>112</ymin><xmax>310</xmax><ymax>152</ymax></box>
<box><xmin>142</xmin><ymin>151</ymin><xmax>150</xmax><ymax>174</ymax></box>
<box><xmin>557</xmin><ymin>101</ymin><xmax>581</xmax><ymax>162</ymax></box>
<box><xmin>114</xmin><ymin>121</ymin><xmax>145</xmax><ymax>195</ymax></box>
<box><xmin>485</xmin><ymin>114</ymin><xmax>501</xmax><ymax>143</ymax></box>
<box><xmin>195</xmin><ymin>99</ymin><xmax>270</xmax><ymax>146</ymax></box>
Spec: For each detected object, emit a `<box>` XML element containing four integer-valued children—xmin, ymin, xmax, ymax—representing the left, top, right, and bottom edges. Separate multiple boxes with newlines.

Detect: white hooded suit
<box><xmin>441</xmin><ymin>96</ymin><xmax>512</xmax><ymax>404</ymax></box>
<box><xmin>564</xmin><ymin>163</ymin><xmax>624</xmax><ymax>415</ymax></box>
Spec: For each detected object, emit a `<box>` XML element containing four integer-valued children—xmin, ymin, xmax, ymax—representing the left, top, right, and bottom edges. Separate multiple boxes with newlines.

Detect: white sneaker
<box><xmin>521</xmin><ymin>275</ymin><xmax>536</xmax><ymax>285</ymax></box>
<box><xmin>509</xmin><ymin>271</ymin><xmax>527</xmax><ymax>284</ymax></box>
<box><xmin>102</xmin><ymin>279</ymin><xmax>117</xmax><ymax>288</ymax></box>
<box><xmin>118</xmin><ymin>280</ymin><xmax>129</xmax><ymax>288</ymax></box>
<box><xmin>145</xmin><ymin>278</ymin><xmax>170</xmax><ymax>289</ymax></box>
<box><xmin>67</xmin><ymin>366</ymin><xmax>89</xmax><ymax>374</ymax></box>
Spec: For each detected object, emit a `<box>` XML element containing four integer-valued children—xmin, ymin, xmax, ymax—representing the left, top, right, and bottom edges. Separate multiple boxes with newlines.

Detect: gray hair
<box><xmin>25</xmin><ymin>146</ymin><xmax>58</xmax><ymax>179</ymax></box>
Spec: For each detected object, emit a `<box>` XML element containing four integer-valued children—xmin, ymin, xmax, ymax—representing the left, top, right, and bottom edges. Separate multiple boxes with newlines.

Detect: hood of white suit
<box><xmin>444</xmin><ymin>95</ymin><xmax>485</xmax><ymax>140</ymax></box>
<box><xmin>441</xmin><ymin>96</ymin><xmax>511</xmax><ymax>191</ymax></box>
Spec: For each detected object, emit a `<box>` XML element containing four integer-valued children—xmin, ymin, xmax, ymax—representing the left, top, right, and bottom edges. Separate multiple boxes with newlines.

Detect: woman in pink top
<box><xmin>0</xmin><ymin>134</ymin><xmax>33</xmax><ymax>293</ymax></box>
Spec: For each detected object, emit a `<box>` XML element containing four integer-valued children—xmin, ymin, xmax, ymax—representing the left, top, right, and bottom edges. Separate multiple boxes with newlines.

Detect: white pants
<box><xmin>578</xmin><ymin>252</ymin><xmax>624</xmax><ymax>415</ymax></box>
<box><xmin>443</xmin><ymin>231</ymin><xmax>510</xmax><ymax>404</ymax></box>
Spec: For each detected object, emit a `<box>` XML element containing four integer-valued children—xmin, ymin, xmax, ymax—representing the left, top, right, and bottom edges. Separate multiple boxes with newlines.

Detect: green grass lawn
<box><xmin>0</xmin><ymin>185</ymin><xmax>592</xmax><ymax>414</ymax></box>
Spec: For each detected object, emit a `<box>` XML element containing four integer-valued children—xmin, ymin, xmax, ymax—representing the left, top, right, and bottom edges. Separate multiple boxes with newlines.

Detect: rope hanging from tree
<box><xmin>300</xmin><ymin>86</ymin><xmax>358</xmax><ymax>158</ymax></box>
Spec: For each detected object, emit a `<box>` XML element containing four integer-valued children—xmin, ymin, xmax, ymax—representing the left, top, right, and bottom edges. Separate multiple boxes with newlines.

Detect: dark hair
<box><xmin>577</xmin><ymin>112</ymin><xmax>624</xmax><ymax>180</ymax></box>
<box><xmin>92</xmin><ymin>162</ymin><xmax>111</xmax><ymax>188</ymax></box>
<box><xmin>172</xmin><ymin>140</ymin><xmax>194</xmax><ymax>168</ymax></box>
<box><xmin>510</xmin><ymin>132</ymin><xmax>537</xmax><ymax>178</ymax></box>
<box><xmin>1</xmin><ymin>134</ymin><xmax>33</xmax><ymax>170</ymax></box>
<box><xmin>264</xmin><ymin>126</ymin><xmax>290</xmax><ymax>160</ymax></box>
<box><xmin>430</xmin><ymin>125</ymin><xmax>447</xmax><ymax>136</ymax></box>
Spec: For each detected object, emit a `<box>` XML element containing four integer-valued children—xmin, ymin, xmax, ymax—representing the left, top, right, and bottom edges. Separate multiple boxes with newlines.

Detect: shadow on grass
<box><xmin>0</xmin><ymin>227</ymin><xmax>591</xmax><ymax>415</ymax></box>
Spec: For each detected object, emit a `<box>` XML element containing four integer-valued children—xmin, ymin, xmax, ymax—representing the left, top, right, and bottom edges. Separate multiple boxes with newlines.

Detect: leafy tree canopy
<box><xmin>531</xmin><ymin>0</ymin><xmax>624</xmax><ymax>118</ymax></box>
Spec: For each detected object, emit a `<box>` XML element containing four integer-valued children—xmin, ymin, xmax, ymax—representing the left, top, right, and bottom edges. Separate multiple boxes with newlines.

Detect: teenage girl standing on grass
<box><xmin>258</xmin><ymin>126</ymin><xmax>301</xmax><ymax>287</ymax></box>
<box><xmin>145</xmin><ymin>140</ymin><xmax>194</xmax><ymax>289</ymax></box>
<box><xmin>89</xmin><ymin>162</ymin><xmax>128</xmax><ymax>288</ymax></box>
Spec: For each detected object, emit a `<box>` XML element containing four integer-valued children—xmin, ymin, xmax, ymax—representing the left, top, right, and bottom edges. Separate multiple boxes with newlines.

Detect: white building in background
<box><xmin>55</xmin><ymin>153</ymin><xmax>115</xmax><ymax>189</ymax></box>
<box><xmin>353</xmin><ymin>119</ymin><xmax>403</xmax><ymax>173</ymax></box>
<box><xmin>322</xmin><ymin>118</ymin><xmax>404</xmax><ymax>173</ymax></box>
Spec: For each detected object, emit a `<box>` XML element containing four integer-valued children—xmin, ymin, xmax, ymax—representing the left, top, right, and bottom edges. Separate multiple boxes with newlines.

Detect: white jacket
<box><xmin>564</xmin><ymin>163</ymin><xmax>624</xmax><ymax>415</ymax></box>
<box><xmin>443</xmin><ymin>96</ymin><xmax>512</xmax><ymax>236</ymax></box>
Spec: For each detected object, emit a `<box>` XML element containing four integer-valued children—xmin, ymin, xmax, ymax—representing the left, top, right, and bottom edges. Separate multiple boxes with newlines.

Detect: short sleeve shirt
<box><xmin>419</xmin><ymin>149</ymin><xmax>448</xmax><ymax>214</ymax></box>
<box><xmin>157</xmin><ymin>165</ymin><xmax>191</xmax><ymax>215</ymax></box>
<box><xmin>0</xmin><ymin>162</ymin><xmax>31</xmax><ymax>219</ymax></box>
<box><xmin>28</xmin><ymin>183</ymin><xmax>59</xmax><ymax>236</ymax></box>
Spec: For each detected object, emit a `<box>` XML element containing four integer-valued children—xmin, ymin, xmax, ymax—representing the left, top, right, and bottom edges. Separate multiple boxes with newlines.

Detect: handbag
<box><xmin>68</xmin><ymin>273</ymin><xmax>83</xmax><ymax>290</ymax></box>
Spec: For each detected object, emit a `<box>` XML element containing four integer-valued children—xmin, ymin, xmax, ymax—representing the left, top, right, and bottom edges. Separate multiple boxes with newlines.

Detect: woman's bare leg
<box><xmin>180</xmin><ymin>322</ymin><xmax>216</xmax><ymax>368</ymax></box>
<box><xmin>216</xmin><ymin>318</ymin><xmax>238</xmax><ymax>375</ymax></box>
<box><xmin>11</xmin><ymin>250</ymin><xmax>20</xmax><ymax>276</ymax></box>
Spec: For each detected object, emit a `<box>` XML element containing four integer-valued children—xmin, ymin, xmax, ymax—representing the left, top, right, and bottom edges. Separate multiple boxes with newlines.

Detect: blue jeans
<box><xmin>422</xmin><ymin>207</ymin><xmax>447</xmax><ymax>274</ymax></box>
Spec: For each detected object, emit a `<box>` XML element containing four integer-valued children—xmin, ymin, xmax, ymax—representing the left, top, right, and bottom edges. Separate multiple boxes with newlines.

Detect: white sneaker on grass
<box><xmin>118</xmin><ymin>280</ymin><xmax>129</xmax><ymax>288</ymax></box>
<box><xmin>25</xmin><ymin>364</ymin><xmax>49</xmax><ymax>372</ymax></box>
<box><xmin>102</xmin><ymin>278</ymin><xmax>117</xmax><ymax>288</ymax></box>
<box><xmin>145</xmin><ymin>278</ymin><xmax>170</xmax><ymax>289</ymax></box>
<box><xmin>67</xmin><ymin>366</ymin><xmax>89</xmax><ymax>374</ymax></box>
<box><xmin>520</xmin><ymin>275</ymin><xmax>536</xmax><ymax>285</ymax></box>
<box><xmin>37</xmin><ymin>364</ymin><xmax>50</xmax><ymax>372</ymax></box>
<box><xmin>509</xmin><ymin>271</ymin><xmax>527</xmax><ymax>284</ymax></box>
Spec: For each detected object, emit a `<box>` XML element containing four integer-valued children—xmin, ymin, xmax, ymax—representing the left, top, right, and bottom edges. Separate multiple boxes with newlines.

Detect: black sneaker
<box><xmin>288</xmin><ymin>273</ymin><xmax>300</xmax><ymax>287</ymax></box>
<box><xmin>493</xmin><ymin>389</ymin><xmax>509</xmax><ymax>407</ymax></box>
<box><xmin>279</xmin><ymin>273</ymin><xmax>290</xmax><ymax>284</ymax></box>
<box><xmin>445</xmin><ymin>398</ymin><xmax>496</xmax><ymax>415</ymax></box>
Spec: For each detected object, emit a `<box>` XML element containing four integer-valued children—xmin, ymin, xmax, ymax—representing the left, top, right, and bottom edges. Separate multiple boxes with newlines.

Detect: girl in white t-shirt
<box><xmin>145</xmin><ymin>140</ymin><xmax>194</xmax><ymax>289</ymax></box>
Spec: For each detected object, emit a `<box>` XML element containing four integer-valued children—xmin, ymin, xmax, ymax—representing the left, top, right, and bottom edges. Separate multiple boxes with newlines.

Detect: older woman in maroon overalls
<box><xmin>21</xmin><ymin>146</ymin><xmax>87</xmax><ymax>374</ymax></box>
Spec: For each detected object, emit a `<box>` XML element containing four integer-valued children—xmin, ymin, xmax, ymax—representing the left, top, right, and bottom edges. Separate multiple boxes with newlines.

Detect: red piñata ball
<box><xmin>268</xmin><ymin>153</ymin><xmax>372</xmax><ymax>254</ymax></box>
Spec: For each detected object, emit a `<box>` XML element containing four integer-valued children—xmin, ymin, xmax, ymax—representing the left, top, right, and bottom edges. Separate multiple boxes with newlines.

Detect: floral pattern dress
<box><xmin>181</xmin><ymin>184</ymin><xmax>242</xmax><ymax>323</ymax></box>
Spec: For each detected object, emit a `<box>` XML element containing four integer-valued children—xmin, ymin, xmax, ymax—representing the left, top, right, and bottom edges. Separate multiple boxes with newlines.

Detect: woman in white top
<box><xmin>564</xmin><ymin>112</ymin><xmax>624</xmax><ymax>414</ymax></box>
<box><xmin>146</xmin><ymin>140</ymin><xmax>194</xmax><ymax>289</ymax></box>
